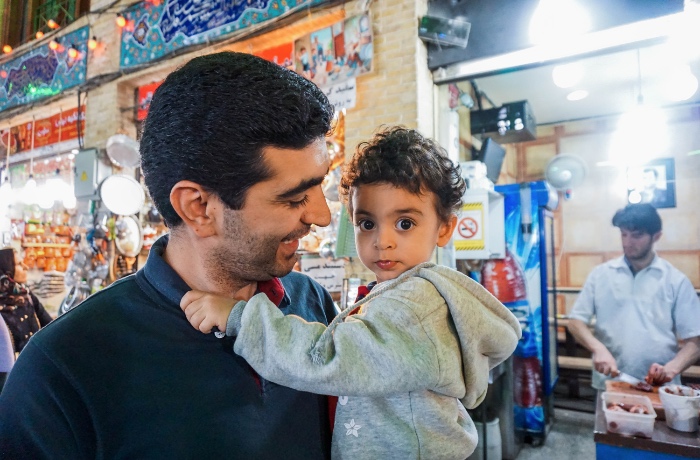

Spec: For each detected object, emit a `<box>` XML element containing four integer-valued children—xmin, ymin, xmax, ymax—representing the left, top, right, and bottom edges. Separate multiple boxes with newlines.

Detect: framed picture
<box><xmin>626</xmin><ymin>158</ymin><xmax>676</xmax><ymax>209</ymax></box>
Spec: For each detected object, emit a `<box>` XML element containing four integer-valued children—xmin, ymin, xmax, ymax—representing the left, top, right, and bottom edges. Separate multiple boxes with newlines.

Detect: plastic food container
<box><xmin>658</xmin><ymin>385</ymin><xmax>700</xmax><ymax>432</ymax></box>
<box><xmin>602</xmin><ymin>391</ymin><xmax>657</xmax><ymax>438</ymax></box>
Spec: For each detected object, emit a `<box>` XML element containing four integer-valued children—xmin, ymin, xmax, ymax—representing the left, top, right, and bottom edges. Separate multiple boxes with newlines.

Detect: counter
<box><xmin>594</xmin><ymin>393</ymin><xmax>700</xmax><ymax>459</ymax></box>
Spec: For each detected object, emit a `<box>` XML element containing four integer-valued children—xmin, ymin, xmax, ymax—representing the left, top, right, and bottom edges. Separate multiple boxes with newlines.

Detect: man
<box><xmin>568</xmin><ymin>203</ymin><xmax>700</xmax><ymax>390</ymax></box>
<box><xmin>0</xmin><ymin>52</ymin><xmax>336</xmax><ymax>458</ymax></box>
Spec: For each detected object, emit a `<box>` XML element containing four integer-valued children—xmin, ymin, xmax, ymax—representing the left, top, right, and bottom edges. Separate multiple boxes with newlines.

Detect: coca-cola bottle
<box><xmin>481</xmin><ymin>249</ymin><xmax>543</xmax><ymax>409</ymax></box>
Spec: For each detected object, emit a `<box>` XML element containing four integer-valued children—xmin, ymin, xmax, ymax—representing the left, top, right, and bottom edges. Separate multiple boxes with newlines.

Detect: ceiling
<box><xmin>459</xmin><ymin>42</ymin><xmax>700</xmax><ymax>125</ymax></box>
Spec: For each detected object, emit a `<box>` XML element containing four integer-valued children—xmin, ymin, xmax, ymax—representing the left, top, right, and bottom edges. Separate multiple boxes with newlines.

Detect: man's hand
<box><xmin>180</xmin><ymin>290</ymin><xmax>237</xmax><ymax>334</ymax></box>
<box><xmin>646</xmin><ymin>363</ymin><xmax>675</xmax><ymax>386</ymax></box>
<box><xmin>592</xmin><ymin>345</ymin><xmax>618</xmax><ymax>376</ymax></box>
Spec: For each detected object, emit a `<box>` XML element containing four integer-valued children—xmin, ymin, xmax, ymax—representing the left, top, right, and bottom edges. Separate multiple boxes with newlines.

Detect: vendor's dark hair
<box><xmin>612</xmin><ymin>203</ymin><xmax>662</xmax><ymax>235</ymax></box>
<box><xmin>339</xmin><ymin>126</ymin><xmax>465</xmax><ymax>222</ymax></box>
<box><xmin>140</xmin><ymin>51</ymin><xmax>334</xmax><ymax>227</ymax></box>
<box><xmin>0</xmin><ymin>248</ymin><xmax>15</xmax><ymax>279</ymax></box>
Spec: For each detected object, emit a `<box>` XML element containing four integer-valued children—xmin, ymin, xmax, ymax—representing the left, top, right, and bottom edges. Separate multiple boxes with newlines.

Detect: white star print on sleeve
<box><xmin>344</xmin><ymin>419</ymin><xmax>361</xmax><ymax>437</ymax></box>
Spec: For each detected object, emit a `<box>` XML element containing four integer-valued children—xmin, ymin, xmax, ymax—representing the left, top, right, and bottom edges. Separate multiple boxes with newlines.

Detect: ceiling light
<box><xmin>529</xmin><ymin>0</ymin><xmax>591</xmax><ymax>45</ymax></box>
<box><xmin>116</xmin><ymin>14</ymin><xmax>127</xmax><ymax>28</ymax></box>
<box><xmin>662</xmin><ymin>65</ymin><xmax>698</xmax><ymax>102</ymax></box>
<box><xmin>552</xmin><ymin>62</ymin><xmax>584</xmax><ymax>88</ymax></box>
<box><xmin>47</xmin><ymin>19</ymin><xmax>59</xmax><ymax>29</ymax></box>
<box><xmin>88</xmin><ymin>36</ymin><xmax>98</xmax><ymax>50</ymax></box>
<box><xmin>610</xmin><ymin>105</ymin><xmax>668</xmax><ymax>166</ymax></box>
<box><xmin>35</xmin><ymin>31</ymin><xmax>44</xmax><ymax>39</ymax></box>
<box><xmin>2</xmin><ymin>45</ymin><xmax>12</xmax><ymax>54</ymax></box>
<box><xmin>566</xmin><ymin>90</ymin><xmax>588</xmax><ymax>101</ymax></box>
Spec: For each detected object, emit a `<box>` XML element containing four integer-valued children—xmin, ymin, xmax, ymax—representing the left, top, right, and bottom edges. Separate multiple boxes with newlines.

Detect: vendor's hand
<box><xmin>180</xmin><ymin>290</ymin><xmax>237</xmax><ymax>334</ymax></box>
<box><xmin>645</xmin><ymin>363</ymin><xmax>675</xmax><ymax>386</ymax></box>
<box><xmin>592</xmin><ymin>346</ymin><xmax>618</xmax><ymax>376</ymax></box>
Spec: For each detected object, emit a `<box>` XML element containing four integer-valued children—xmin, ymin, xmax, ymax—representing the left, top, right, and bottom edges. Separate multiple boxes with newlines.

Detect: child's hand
<box><xmin>180</xmin><ymin>290</ymin><xmax>236</xmax><ymax>334</ymax></box>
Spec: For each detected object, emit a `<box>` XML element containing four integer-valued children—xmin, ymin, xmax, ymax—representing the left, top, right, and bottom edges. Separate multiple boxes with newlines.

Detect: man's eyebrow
<box><xmin>276</xmin><ymin>173</ymin><xmax>327</xmax><ymax>200</ymax></box>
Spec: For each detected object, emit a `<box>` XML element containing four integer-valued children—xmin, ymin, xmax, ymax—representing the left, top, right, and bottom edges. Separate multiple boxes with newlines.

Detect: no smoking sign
<box><xmin>457</xmin><ymin>217</ymin><xmax>479</xmax><ymax>239</ymax></box>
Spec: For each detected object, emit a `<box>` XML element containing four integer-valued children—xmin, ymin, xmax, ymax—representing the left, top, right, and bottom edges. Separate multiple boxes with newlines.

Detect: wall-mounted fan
<box><xmin>545</xmin><ymin>154</ymin><xmax>587</xmax><ymax>197</ymax></box>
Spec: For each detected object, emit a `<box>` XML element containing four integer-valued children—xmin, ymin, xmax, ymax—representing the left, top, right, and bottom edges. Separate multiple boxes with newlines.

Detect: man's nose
<box><xmin>302</xmin><ymin>186</ymin><xmax>331</xmax><ymax>227</ymax></box>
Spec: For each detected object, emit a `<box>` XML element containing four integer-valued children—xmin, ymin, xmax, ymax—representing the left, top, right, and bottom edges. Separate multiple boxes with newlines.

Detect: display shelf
<box><xmin>21</xmin><ymin>243</ymin><xmax>73</xmax><ymax>248</ymax></box>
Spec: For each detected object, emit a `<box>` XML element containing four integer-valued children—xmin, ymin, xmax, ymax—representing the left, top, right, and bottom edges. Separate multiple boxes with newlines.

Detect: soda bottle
<box><xmin>481</xmin><ymin>249</ymin><xmax>543</xmax><ymax>409</ymax></box>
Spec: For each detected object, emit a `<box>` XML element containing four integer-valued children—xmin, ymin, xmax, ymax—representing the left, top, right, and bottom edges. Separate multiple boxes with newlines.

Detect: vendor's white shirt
<box><xmin>569</xmin><ymin>255</ymin><xmax>700</xmax><ymax>390</ymax></box>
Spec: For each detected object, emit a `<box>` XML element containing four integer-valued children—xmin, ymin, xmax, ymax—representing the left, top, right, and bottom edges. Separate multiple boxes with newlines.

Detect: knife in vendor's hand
<box><xmin>612</xmin><ymin>371</ymin><xmax>642</xmax><ymax>385</ymax></box>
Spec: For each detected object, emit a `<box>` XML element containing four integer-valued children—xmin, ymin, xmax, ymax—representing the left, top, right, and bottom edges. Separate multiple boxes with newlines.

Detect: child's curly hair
<box><xmin>339</xmin><ymin>126</ymin><xmax>465</xmax><ymax>222</ymax></box>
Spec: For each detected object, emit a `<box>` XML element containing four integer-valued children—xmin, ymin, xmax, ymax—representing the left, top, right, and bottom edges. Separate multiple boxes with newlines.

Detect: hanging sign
<box><xmin>0</xmin><ymin>107</ymin><xmax>86</xmax><ymax>158</ymax></box>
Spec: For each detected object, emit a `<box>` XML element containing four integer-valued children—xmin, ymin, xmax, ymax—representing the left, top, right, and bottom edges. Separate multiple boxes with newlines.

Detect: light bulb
<box><xmin>529</xmin><ymin>0</ymin><xmax>591</xmax><ymax>45</ymax></box>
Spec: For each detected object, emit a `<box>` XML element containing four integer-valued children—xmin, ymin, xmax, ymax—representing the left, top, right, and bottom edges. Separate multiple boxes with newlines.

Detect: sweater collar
<box><xmin>142</xmin><ymin>235</ymin><xmax>286</xmax><ymax>307</ymax></box>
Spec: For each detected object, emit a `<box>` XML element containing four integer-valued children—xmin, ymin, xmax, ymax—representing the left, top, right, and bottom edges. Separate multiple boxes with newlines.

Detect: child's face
<box><xmin>351</xmin><ymin>183</ymin><xmax>457</xmax><ymax>284</ymax></box>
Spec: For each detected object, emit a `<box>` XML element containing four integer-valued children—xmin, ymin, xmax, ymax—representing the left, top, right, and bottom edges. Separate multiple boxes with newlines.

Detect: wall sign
<box><xmin>300</xmin><ymin>255</ymin><xmax>345</xmax><ymax>292</ymax></box>
<box><xmin>120</xmin><ymin>0</ymin><xmax>326</xmax><ymax>69</ymax></box>
<box><xmin>0</xmin><ymin>107</ymin><xmax>86</xmax><ymax>160</ymax></box>
<box><xmin>0</xmin><ymin>27</ymin><xmax>89</xmax><ymax>112</ymax></box>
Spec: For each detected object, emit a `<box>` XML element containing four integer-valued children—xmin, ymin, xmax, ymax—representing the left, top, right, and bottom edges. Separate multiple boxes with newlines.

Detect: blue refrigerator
<box><xmin>480</xmin><ymin>181</ymin><xmax>558</xmax><ymax>440</ymax></box>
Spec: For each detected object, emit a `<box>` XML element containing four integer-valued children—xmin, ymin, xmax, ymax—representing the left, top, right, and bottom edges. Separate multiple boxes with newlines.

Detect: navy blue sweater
<box><xmin>0</xmin><ymin>237</ymin><xmax>335</xmax><ymax>459</ymax></box>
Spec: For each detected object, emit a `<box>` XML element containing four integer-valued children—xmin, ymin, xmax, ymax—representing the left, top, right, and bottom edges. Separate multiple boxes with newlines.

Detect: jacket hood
<box><xmin>413</xmin><ymin>263</ymin><xmax>521</xmax><ymax>408</ymax></box>
<box><xmin>309</xmin><ymin>262</ymin><xmax>521</xmax><ymax>408</ymax></box>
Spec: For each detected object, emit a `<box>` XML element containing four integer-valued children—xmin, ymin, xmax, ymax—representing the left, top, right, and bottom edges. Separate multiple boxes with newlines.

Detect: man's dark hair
<box><xmin>339</xmin><ymin>126</ymin><xmax>465</xmax><ymax>222</ymax></box>
<box><xmin>140</xmin><ymin>52</ymin><xmax>334</xmax><ymax>227</ymax></box>
<box><xmin>612</xmin><ymin>203</ymin><xmax>662</xmax><ymax>235</ymax></box>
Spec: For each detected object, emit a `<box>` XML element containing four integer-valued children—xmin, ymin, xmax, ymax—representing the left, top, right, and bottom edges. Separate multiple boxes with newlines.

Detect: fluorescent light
<box><xmin>567</xmin><ymin>89</ymin><xmax>589</xmax><ymax>101</ymax></box>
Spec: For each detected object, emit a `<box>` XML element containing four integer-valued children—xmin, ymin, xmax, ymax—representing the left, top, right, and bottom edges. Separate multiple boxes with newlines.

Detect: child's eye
<box><xmin>357</xmin><ymin>219</ymin><xmax>375</xmax><ymax>231</ymax></box>
<box><xmin>396</xmin><ymin>219</ymin><xmax>414</xmax><ymax>231</ymax></box>
<box><xmin>288</xmin><ymin>196</ymin><xmax>310</xmax><ymax>208</ymax></box>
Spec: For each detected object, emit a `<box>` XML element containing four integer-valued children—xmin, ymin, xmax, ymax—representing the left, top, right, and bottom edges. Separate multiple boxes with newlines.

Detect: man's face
<box><xmin>620</xmin><ymin>227</ymin><xmax>660</xmax><ymax>261</ymax></box>
<box><xmin>351</xmin><ymin>183</ymin><xmax>455</xmax><ymax>284</ymax></box>
<box><xmin>205</xmin><ymin>138</ymin><xmax>331</xmax><ymax>287</ymax></box>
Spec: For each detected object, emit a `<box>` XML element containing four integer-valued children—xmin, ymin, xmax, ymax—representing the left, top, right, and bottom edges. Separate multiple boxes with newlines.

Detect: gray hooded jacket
<box><xmin>227</xmin><ymin>263</ymin><xmax>521</xmax><ymax>459</ymax></box>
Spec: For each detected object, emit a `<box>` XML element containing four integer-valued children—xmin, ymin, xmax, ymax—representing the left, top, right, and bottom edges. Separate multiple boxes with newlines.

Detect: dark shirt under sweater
<box><xmin>0</xmin><ymin>236</ymin><xmax>335</xmax><ymax>459</ymax></box>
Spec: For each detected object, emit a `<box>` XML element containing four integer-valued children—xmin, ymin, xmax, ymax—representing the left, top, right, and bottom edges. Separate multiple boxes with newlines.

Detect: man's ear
<box><xmin>169</xmin><ymin>180</ymin><xmax>221</xmax><ymax>238</ymax></box>
<box><xmin>437</xmin><ymin>214</ymin><xmax>458</xmax><ymax>247</ymax></box>
<box><xmin>652</xmin><ymin>231</ymin><xmax>662</xmax><ymax>243</ymax></box>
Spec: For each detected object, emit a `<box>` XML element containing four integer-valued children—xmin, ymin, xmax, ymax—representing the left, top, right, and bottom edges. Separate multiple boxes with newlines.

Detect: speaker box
<box><xmin>470</xmin><ymin>100</ymin><xmax>537</xmax><ymax>143</ymax></box>
<box><xmin>418</xmin><ymin>15</ymin><xmax>471</xmax><ymax>48</ymax></box>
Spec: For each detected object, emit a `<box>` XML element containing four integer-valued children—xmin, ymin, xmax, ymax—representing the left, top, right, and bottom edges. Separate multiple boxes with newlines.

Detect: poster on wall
<box><xmin>293</xmin><ymin>13</ymin><xmax>373</xmax><ymax>89</ymax></box>
<box><xmin>626</xmin><ymin>158</ymin><xmax>676</xmax><ymax>209</ymax></box>
<box><xmin>119</xmin><ymin>0</ymin><xmax>327</xmax><ymax>69</ymax></box>
<box><xmin>254</xmin><ymin>43</ymin><xmax>295</xmax><ymax>70</ymax></box>
<box><xmin>136</xmin><ymin>81</ymin><xmax>163</xmax><ymax>121</ymax></box>
<box><xmin>0</xmin><ymin>27</ymin><xmax>89</xmax><ymax>112</ymax></box>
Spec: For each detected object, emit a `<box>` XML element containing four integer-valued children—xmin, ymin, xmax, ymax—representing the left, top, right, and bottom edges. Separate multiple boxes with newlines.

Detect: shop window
<box><xmin>1</xmin><ymin>0</ymin><xmax>89</xmax><ymax>48</ymax></box>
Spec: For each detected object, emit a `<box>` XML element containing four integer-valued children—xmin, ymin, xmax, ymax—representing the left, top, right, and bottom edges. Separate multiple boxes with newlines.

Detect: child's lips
<box><xmin>375</xmin><ymin>260</ymin><xmax>397</xmax><ymax>270</ymax></box>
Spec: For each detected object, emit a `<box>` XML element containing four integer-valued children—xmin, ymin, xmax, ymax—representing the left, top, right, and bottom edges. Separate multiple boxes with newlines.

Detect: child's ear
<box><xmin>436</xmin><ymin>214</ymin><xmax>458</xmax><ymax>247</ymax></box>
